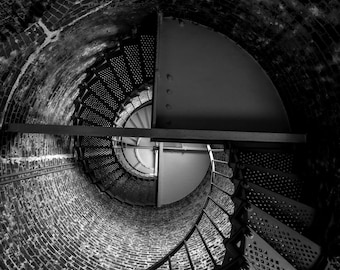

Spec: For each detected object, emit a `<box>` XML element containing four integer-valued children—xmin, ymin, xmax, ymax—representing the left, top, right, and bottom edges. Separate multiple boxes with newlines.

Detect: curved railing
<box><xmin>148</xmin><ymin>144</ymin><xmax>248</xmax><ymax>270</ymax></box>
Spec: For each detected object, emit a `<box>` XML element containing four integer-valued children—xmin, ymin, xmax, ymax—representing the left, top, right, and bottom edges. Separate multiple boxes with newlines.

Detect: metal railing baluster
<box><xmin>184</xmin><ymin>240</ymin><xmax>194</xmax><ymax>270</ymax></box>
<box><xmin>202</xmin><ymin>209</ymin><xmax>226</xmax><ymax>241</ymax></box>
<box><xmin>208</xmin><ymin>196</ymin><xmax>232</xmax><ymax>217</ymax></box>
<box><xmin>168</xmin><ymin>257</ymin><xmax>172</xmax><ymax>270</ymax></box>
<box><xmin>195</xmin><ymin>225</ymin><xmax>217</xmax><ymax>267</ymax></box>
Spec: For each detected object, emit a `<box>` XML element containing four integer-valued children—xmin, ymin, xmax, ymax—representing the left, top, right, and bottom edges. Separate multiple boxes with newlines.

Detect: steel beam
<box><xmin>6</xmin><ymin>123</ymin><xmax>306</xmax><ymax>143</ymax></box>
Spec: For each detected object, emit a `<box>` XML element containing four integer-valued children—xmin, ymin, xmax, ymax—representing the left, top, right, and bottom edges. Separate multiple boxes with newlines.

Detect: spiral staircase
<box><xmin>69</xmin><ymin>14</ymin><xmax>333</xmax><ymax>270</ymax></box>
<box><xmin>73</xmin><ymin>15</ymin><xmax>157</xmax><ymax>206</ymax></box>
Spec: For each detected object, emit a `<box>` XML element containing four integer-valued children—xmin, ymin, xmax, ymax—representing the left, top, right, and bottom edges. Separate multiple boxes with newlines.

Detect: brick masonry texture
<box><xmin>0</xmin><ymin>0</ymin><xmax>159</xmax><ymax>129</ymax></box>
<box><xmin>1</xmin><ymin>133</ymin><xmax>72</xmax><ymax>159</ymax></box>
<box><xmin>0</xmin><ymin>168</ymin><xmax>214</xmax><ymax>269</ymax></box>
<box><xmin>0</xmin><ymin>0</ymin><xmax>51</xmax><ymax>43</ymax></box>
<box><xmin>0</xmin><ymin>129</ymin><xmax>233</xmax><ymax>269</ymax></box>
<box><xmin>0</xmin><ymin>155</ymin><xmax>74</xmax><ymax>180</ymax></box>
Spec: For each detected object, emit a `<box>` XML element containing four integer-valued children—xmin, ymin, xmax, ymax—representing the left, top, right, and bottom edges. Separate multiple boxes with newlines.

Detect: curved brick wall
<box><xmin>0</xmin><ymin>168</ymin><xmax>212</xmax><ymax>269</ymax></box>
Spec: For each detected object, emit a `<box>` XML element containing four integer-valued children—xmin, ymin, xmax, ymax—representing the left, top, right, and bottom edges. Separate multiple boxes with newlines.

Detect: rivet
<box><xmin>166</xmin><ymin>74</ymin><xmax>173</xmax><ymax>81</ymax></box>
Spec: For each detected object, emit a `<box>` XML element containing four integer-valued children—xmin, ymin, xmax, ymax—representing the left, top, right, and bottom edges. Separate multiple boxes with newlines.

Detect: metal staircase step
<box><xmin>82</xmin><ymin>93</ymin><xmax>116</xmax><ymax>120</ymax></box>
<box><xmin>92</xmin><ymin>162</ymin><xmax>120</xmax><ymax>181</ymax></box>
<box><xmin>239</xmin><ymin>150</ymin><xmax>294</xmax><ymax>173</ymax></box>
<box><xmin>83</xmin><ymin>147</ymin><xmax>112</xmax><ymax>158</ymax></box>
<box><xmin>110</xmin><ymin>54</ymin><xmax>134</xmax><ymax>94</ymax></box>
<box><xmin>87</xmin><ymin>158</ymin><xmax>116</xmax><ymax>172</ymax></box>
<box><xmin>138</xmin><ymin>88</ymin><xmax>152</xmax><ymax>104</ymax></box>
<box><xmin>78</xmin><ymin>106</ymin><xmax>112</xmax><ymax>127</ymax></box>
<box><xmin>93</xmin><ymin>68</ymin><xmax>125</xmax><ymax>105</ymax></box>
<box><xmin>73</xmin><ymin>117</ymin><xmax>99</xmax><ymax>127</ymax></box>
<box><xmin>245</xmin><ymin>229</ymin><xmax>296</xmax><ymax>270</ymax></box>
<box><xmin>247</xmin><ymin>204</ymin><xmax>321</xmax><ymax>269</ymax></box>
<box><xmin>140</xmin><ymin>34</ymin><xmax>156</xmax><ymax>80</ymax></box>
<box><xmin>122</xmin><ymin>40</ymin><xmax>144</xmax><ymax>87</ymax></box>
<box><xmin>135</xmin><ymin>106</ymin><xmax>150</xmax><ymax>129</ymax></box>
<box><xmin>78</xmin><ymin>103</ymin><xmax>113</xmax><ymax>124</ymax></box>
<box><xmin>107</xmin><ymin>174</ymin><xmax>156</xmax><ymax>206</ymax></box>
<box><xmin>82</xmin><ymin>154</ymin><xmax>112</xmax><ymax>163</ymax></box>
<box><xmin>235</xmin><ymin>179</ymin><xmax>315</xmax><ymax>234</ymax></box>
<box><xmin>242</xmin><ymin>164</ymin><xmax>303</xmax><ymax>201</ymax></box>
<box><xmin>81</xmin><ymin>136</ymin><xmax>111</xmax><ymax>148</ymax></box>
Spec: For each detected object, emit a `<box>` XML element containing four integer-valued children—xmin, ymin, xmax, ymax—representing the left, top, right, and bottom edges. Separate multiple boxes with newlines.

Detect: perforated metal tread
<box><xmin>93</xmin><ymin>162</ymin><xmax>121</xmax><ymax>181</ymax></box>
<box><xmin>95</xmin><ymin>68</ymin><xmax>125</xmax><ymax>103</ymax></box>
<box><xmin>78</xmin><ymin>103</ymin><xmax>113</xmax><ymax>124</ymax></box>
<box><xmin>122</xmin><ymin>42</ymin><xmax>144</xmax><ymax>86</ymax></box>
<box><xmin>107</xmin><ymin>175</ymin><xmax>156</xmax><ymax>205</ymax></box>
<box><xmin>245</xmin><ymin>229</ymin><xmax>296</xmax><ymax>270</ymax></box>
<box><xmin>81</xmin><ymin>137</ymin><xmax>111</xmax><ymax>148</ymax></box>
<box><xmin>83</xmin><ymin>148</ymin><xmax>113</xmax><ymax>160</ymax></box>
<box><xmin>140</xmin><ymin>35</ymin><xmax>156</xmax><ymax>79</ymax></box>
<box><xmin>239</xmin><ymin>151</ymin><xmax>294</xmax><ymax>173</ymax></box>
<box><xmin>243</xmin><ymin>164</ymin><xmax>303</xmax><ymax>201</ymax></box>
<box><xmin>248</xmin><ymin>204</ymin><xmax>321</xmax><ymax>270</ymax></box>
<box><xmin>87</xmin><ymin>157</ymin><xmax>117</xmax><ymax>171</ymax></box>
<box><xmin>110</xmin><ymin>54</ymin><xmax>134</xmax><ymax>94</ymax></box>
<box><xmin>78</xmin><ymin>106</ymin><xmax>112</xmax><ymax>127</ymax></box>
<box><xmin>82</xmin><ymin>93</ymin><xmax>116</xmax><ymax>120</ymax></box>
<box><xmin>235</xmin><ymin>179</ymin><xmax>315</xmax><ymax>234</ymax></box>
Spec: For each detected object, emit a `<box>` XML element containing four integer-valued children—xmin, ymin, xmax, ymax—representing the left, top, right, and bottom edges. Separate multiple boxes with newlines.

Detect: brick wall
<box><xmin>0</xmin><ymin>0</ymin><xmax>157</xmax><ymax>129</ymax></box>
<box><xmin>0</xmin><ymin>0</ymin><xmax>50</xmax><ymax>43</ymax></box>
<box><xmin>0</xmin><ymin>167</ymin><xmax>214</xmax><ymax>269</ymax></box>
<box><xmin>1</xmin><ymin>133</ymin><xmax>72</xmax><ymax>158</ymax></box>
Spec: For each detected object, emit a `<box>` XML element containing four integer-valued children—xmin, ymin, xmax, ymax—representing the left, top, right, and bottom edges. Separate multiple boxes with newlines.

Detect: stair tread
<box><xmin>122</xmin><ymin>41</ymin><xmax>144</xmax><ymax>86</ymax></box>
<box><xmin>84</xmin><ymin>153</ymin><xmax>112</xmax><ymax>159</ymax></box>
<box><xmin>92</xmin><ymin>163</ymin><xmax>120</xmax><ymax>180</ymax></box>
<box><xmin>235</xmin><ymin>179</ymin><xmax>315</xmax><ymax>234</ymax></box>
<box><xmin>139</xmin><ymin>34</ymin><xmax>156</xmax><ymax>79</ymax></box>
<box><xmin>88</xmin><ymin>159</ymin><xmax>117</xmax><ymax>172</ymax></box>
<box><xmin>108</xmin><ymin>177</ymin><xmax>156</xmax><ymax>205</ymax></box>
<box><xmin>78</xmin><ymin>106</ymin><xmax>112</xmax><ymax>127</ymax></box>
<box><xmin>81</xmin><ymin>136</ymin><xmax>111</xmax><ymax>147</ymax></box>
<box><xmin>242</xmin><ymin>163</ymin><xmax>299</xmax><ymax>179</ymax></box>
<box><xmin>241</xmin><ymin>164</ymin><xmax>303</xmax><ymax>201</ymax></box>
<box><xmin>83</xmin><ymin>148</ymin><xmax>112</xmax><ymax>158</ymax></box>
<box><xmin>245</xmin><ymin>229</ymin><xmax>296</xmax><ymax>270</ymax></box>
<box><xmin>239</xmin><ymin>150</ymin><xmax>295</xmax><ymax>173</ymax></box>
<box><xmin>248</xmin><ymin>204</ymin><xmax>321</xmax><ymax>269</ymax></box>
<box><xmin>82</xmin><ymin>93</ymin><xmax>117</xmax><ymax>119</ymax></box>
<box><xmin>110</xmin><ymin>54</ymin><xmax>134</xmax><ymax>94</ymax></box>
<box><xmin>92</xmin><ymin>70</ymin><xmax>125</xmax><ymax>108</ymax></box>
